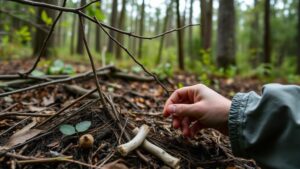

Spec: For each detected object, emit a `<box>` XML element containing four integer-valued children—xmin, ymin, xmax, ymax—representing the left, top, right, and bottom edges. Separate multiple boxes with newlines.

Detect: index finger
<box><xmin>163</xmin><ymin>87</ymin><xmax>191</xmax><ymax>117</ymax></box>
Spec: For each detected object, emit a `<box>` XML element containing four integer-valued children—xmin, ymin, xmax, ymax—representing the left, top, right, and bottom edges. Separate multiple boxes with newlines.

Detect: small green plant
<box><xmin>47</xmin><ymin>59</ymin><xmax>75</xmax><ymax>75</ymax></box>
<box><xmin>59</xmin><ymin>121</ymin><xmax>91</xmax><ymax>136</ymax></box>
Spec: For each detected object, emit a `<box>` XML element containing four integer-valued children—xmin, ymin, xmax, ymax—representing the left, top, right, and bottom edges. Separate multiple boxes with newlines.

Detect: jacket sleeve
<box><xmin>228</xmin><ymin>84</ymin><xmax>300</xmax><ymax>169</ymax></box>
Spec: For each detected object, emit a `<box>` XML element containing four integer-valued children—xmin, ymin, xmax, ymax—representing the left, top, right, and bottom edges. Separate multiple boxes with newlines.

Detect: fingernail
<box><xmin>168</xmin><ymin>105</ymin><xmax>176</xmax><ymax>114</ymax></box>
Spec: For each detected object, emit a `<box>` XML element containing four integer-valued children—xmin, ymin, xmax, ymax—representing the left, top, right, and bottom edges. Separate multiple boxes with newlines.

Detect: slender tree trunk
<box><xmin>129</xmin><ymin>0</ymin><xmax>135</xmax><ymax>52</ymax></box>
<box><xmin>263</xmin><ymin>0</ymin><xmax>271</xmax><ymax>64</ymax></box>
<box><xmin>156</xmin><ymin>1</ymin><xmax>173</xmax><ymax>64</ymax></box>
<box><xmin>188</xmin><ymin>0</ymin><xmax>194</xmax><ymax>58</ymax></box>
<box><xmin>297</xmin><ymin>0</ymin><xmax>300</xmax><ymax>74</ymax></box>
<box><xmin>70</xmin><ymin>14</ymin><xmax>76</xmax><ymax>55</ymax></box>
<box><xmin>138</xmin><ymin>0</ymin><xmax>145</xmax><ymax>58</ymax></box>
<box><xmin>217</xmin><ymin>0</ymin><xmax>236</xmax><ymax>68</ymax></box>
<box><xmin>115</xmin><ymin>0</ymin><xmax>127</xmax><ymax>59</ymax></box>
<box><xmin>204</xmin><ymin>0</ymin><xmax>212</xmax><ymax>50</ymax></box>
<box><xmin>33</xmin><ymin>0</ymin><xmax>57</xmax><ymax>57</ymax></box>
<box><xmin>76</xmin><ymin>0</ymin><xmax>86</xmax><ymax>55</ymax></box>
<box><xmin>107</xmin><ymin>0</ymin><xmax>118</xmax><ymax>54</ymax></box>
<box><xmin>175</xmin><ymin>0</ymin><xmax>184</xmax><ymax>70</ymax></box>
<box><xmin>249</xmin><ymin>0</ymin><xmax>260</xmax><ymax>67</ymax></box>
<box><xmin>200</xmin><ymin>0</ymin><xmax>207</xmax><ymax>48</ymax></box>
<box><xmin>155</xmin><ymin>8</ymin><xmax>161</xmax><ymax>33</ymax></box>
<box><xmin>95</xmin><ymin>3</ymin><xmax>102</xmax><ymax>53</ymax></box>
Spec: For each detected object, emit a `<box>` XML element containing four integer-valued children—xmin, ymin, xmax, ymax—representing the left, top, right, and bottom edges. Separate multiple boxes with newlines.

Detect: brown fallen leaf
<box><xmin>102</xmin><ymin>159</ymin><xmax>128</xmax><ymax>169</ymax></box>
<box><xmin>4</xmin><ymin>120</ymin><xmax>43</xmax><ymax>148</ymax></box>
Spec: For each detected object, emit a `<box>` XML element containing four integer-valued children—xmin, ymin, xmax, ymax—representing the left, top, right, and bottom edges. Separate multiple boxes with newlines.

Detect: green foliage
<box><xmin>153</xmin><ymin>63</ymin><xmax>173</xmax><ymax>79</ymax></box>
<box><xmin>59</xmin><ymin>121</ymin><xmax>91</xmax><ymax>136</ymax></box>
<box><xmin>47</xmin><ymin>60</ymin><xmax>75</xmax><ymax>75</ymax></box>
<box><xmin>75</xmin><ymin>121</ymin><xmax>92</xmax><ymax>132</ymax></box>
<box><xmin>16</xmin><ymin>26</ymin><xmax>31</xmax><ymax>42</ymax></box>
<box><xmin>86</xmin><ymin>2</ymin><xmax>105</xmax><ymax>21</ymax></box>
<box><xmin>41</xmin><ymin>10</ymin><xmax>53</xmax><ymax>26</ymax></box>
<box><xmin>31</xmin><ymin>70</ymin><xmax>45</xmax><ymax>77</ymax></box>
<box><xmin>59</xmin><ymin>124</ymin><xmax>76</xmax><ymax>135</ymax></box>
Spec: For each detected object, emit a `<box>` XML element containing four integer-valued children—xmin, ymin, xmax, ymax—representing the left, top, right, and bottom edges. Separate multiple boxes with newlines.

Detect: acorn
<box><xmin>79</xmin><ymin>134</ymin><xmax>94</xmax><ymax>149</ymax></box>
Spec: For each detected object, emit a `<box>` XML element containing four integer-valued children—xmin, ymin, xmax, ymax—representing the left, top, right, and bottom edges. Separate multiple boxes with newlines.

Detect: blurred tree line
<box><xmin>0</xmin><ymin>0</ymin><xmax>299</xmax><ymax>77</ymax></box>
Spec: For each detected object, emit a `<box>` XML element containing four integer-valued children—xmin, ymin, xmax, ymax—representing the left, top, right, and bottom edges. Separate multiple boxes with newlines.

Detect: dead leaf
<box><xmin>4</xmin><ymin>120</ymin><xmax>43</xmax><ymax>148</ymax></box>
<box><xmin>28</xmin><ymin>106</ymin><xmax>46</xmax><ymax>112</ymax></box>
<box><xmin>102</xmin><ymin>159</ymin><xmax>128</xmax><ymax>169</ymax></box>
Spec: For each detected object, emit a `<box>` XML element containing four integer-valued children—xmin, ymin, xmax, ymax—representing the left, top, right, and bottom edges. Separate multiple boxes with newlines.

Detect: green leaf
<box><xmin>75</xmin><ymin>121</ymin><xmax>91</xmax><ymax>132</ymax></box>
<box><xmin>62</xmin><ymin>64</ymin><xmax>75</xmax><ymax>75</ymax></box>
<box><xmin>59</xmin><ymin>124</ymin><xmax>76</xmax><ymax>135</ymax></box>
<box><xmin>41</xmin><ymin>10</ymin><xmax>53</xmax><ymax>26</ymax></box>
<box><xmin>31</xmin><ymin>70</ymin><xmax>45</xmax><ymax>77</ymax></box>
<box><xmin>53</xmin><ymin>60</ymin><xmax>64</xmax><ymax>67</ymax></box>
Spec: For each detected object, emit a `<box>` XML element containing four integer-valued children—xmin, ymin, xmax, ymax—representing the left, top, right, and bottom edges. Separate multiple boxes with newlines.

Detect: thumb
<box><xmin>167</xmin><ymin>103</ymin><xmax>200</xmax><ymax>118</ymax></box>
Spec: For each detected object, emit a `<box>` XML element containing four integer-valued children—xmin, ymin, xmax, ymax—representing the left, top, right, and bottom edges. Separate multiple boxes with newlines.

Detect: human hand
<box><xmin>163</xmin><ymin>84</ymin><xmax>231</xmax><ymax>137</ymax></box>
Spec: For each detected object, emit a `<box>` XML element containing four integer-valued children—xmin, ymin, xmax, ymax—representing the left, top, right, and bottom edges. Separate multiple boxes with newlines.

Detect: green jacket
<box><xmin>229</xmin><ymin>84</ymin><xmax>300</xmax><ymax>169</ymax></box>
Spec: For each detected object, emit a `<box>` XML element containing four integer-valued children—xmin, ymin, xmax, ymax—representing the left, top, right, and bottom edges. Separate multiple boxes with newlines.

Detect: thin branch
<box><xmin>0</xmin><ymin>112</ymin><xmax>52</xmax><ymax>118</ymax></box>
<box><xmin>36</xmin><ymin>88</ymin><xmax>97</xmax><ymax>128</ymax></box>
<box><xmin>77</xmin><ymin>0</ymin><xmax>99</xmax><ymax>10</ymax></box>
<box><xmin>0</xmin><ymin>65</ymin><xmax>114</xmax><ymax>97</ymax></box>
<box><xmin>22</xmin><ymin>0</ymin><xmax>67</xmax><ymax>75</ymax></box>
<box><xmin>78</xmin><ymin>15</ymin><xmax>107</xmax><ymax>109</ymax></box>
<box><xmin>95</xmin><ymin>17</ymin><xmax>170</xmax><ymax>94</ymax></box>
<box><xmin>8</xmin><ymin>0</ymin><xmax>200</xmax><ymax>40</ymax></box>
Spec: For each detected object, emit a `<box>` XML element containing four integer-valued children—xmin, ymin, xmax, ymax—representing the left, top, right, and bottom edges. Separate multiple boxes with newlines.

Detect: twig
<box><xmin>0</xmin><ymin>117</ymin><xmax>29</xmax><ymax>137</ymax></box>
<box><xmin>8</xmin><ymin>0</ymin><xmax>200</xmax><ymax>40</ymax></box>
<box><xmin>95</xmin><ymin>17</ymin><xmax>170</xmax><ymax>95</ymax></box>
<box><xmin>0</xmin><ymin>112</ymin><xmax>52</xmax><ymax>118</ymax></box>
<box><xmin>78</xmin><ymin>15</ymin><xmax>107</xmax><ymax>109</ymax></box>
<box><xmin>36</xmin><ymin>88</ymin><xmax>97</xmax><ymax>128</ymax></box>
<box><xmin>0</xmin><ymin>65</ymin><xmax>114</xmax><ymax>97</ymax></box>
<box><xmin>117</xmin><ymin>124</ymin><xmax>150</xmax><ymax>156</ymax></box>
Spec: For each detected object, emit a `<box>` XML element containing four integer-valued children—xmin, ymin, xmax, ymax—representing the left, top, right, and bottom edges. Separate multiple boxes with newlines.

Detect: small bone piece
<box><xmin>117</xmin><ymin>124</ymin><xmax>150</xmax><ymax>156</ymax></box>
<box><xmin>132</xmin><ymin>128</ymin><xmax>180</xmax><ymax>169</ymax></box>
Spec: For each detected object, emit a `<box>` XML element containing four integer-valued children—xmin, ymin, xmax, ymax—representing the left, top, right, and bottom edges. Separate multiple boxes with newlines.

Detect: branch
<box><xmin>117</xmin><ymin>124</ymin><xmax>150</xmax><ymax>156</ymax></box>
<box><xmin>8</xmin><ymin>0</ymin><xmax>200</xmax><ymax>40</ymax></box>
<box><xmin>78</xmin><ymin>15</ymin><xmax>107</xmax><ymax>109</ymax></box>
<box><xmin>132</xmin><ymin>128</ymin><xmax>180</xmax><ymax>169</ymax></box>
<box><xmin>95</xmin><ymin>17</ymin><xmax>170</xmax><ymax>94</ymax></box>
<box><xmin>0</xmin><ymin>65</ymin><xmax>114</xmax><ymax>97</ymax></box>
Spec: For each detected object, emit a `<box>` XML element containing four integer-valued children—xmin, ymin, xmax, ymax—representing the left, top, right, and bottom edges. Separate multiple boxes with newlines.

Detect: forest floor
<box><xmin>0</xmin><ymin>59</ymin><xmax>265</xmax><ymax>169</ymax></box>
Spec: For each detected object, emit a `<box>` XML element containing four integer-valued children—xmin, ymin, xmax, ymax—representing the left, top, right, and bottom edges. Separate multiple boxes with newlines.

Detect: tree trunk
<box><xmin>249</xmin><ymin>0</ymin><xmax>260</xmax><ymax>67</ymax></box>
<box><xmin>33</xmin><ymin>0</ymin><xmax>58</xmax><ymax>57</ymax></box>
<box><xmin>188</xmin><ymin>0</ymin><xmax>194</xmax><ymax>58</ymax></box>
<box><xmin>204</xmin><ymin>0</ymin><xmax>212</xmax><ymax>50</ymax></box>
<box><xmin>156</xmin><ymin>1</ymin><xmax>173</xmax><ymax>65</ymax></box>
<box><xmin>138</xmin><ymin>0</ymin><xmax>145</xmax><ymax>58</ymax></box>
<box><xmin>155</xmin><ymin>8</ymin><xmax>161</xmax><ymax>33</ymax></box>
<box><xmin>70</xmin><ymin>13</ymin><xmax>76</xmax><ymax>55</ymax></box>
<box><xmin>216</xmin><ymin>0</ymin><xmax>236</xmax><ymax>68</ymax></box>
<box><xmin>115</xmin><ymin>0</ymin><xmax>127</xmax><ymax>59</ymax></box>
<box><xmin>263</xmin><ymin>0</ymin><xmax>271</xmax><ymax>64</ymax></box>
<box><xmin>297</xmin><ymin>0</ymin><xmax>300</xmax><ymax>74</ymax></box>
<box><xmin>200</xmin><ymin>0</ymin><xmax>207</xmax><ymax>48</ymax></box>
<box><xmin>76</xmin><ymin>0</ymin><xmax>86</xmax><ymax>55</ymax></box>
<box><xmin>107</xmin><ymin>0</ymin><xmax>118</xmax><ymax>54</ymax></box>
<box><xmin>175</xmin><ymin>0</ymin><xmax>184</xmax><ymax>70</ymax></box>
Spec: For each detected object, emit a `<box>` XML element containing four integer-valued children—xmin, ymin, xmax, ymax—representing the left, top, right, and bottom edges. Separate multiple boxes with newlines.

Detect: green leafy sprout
<box><xmin>59</xmin><ymin>121</ymin><xmax>91</xmax><ymax>136</ymax></box>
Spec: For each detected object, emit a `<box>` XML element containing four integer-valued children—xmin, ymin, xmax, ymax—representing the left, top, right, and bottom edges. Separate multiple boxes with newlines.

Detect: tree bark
<box><xmin>70</xmin><ymin>13</ymin><xmax>76</xmax><ymax>55</ymax></box>
<box><xmin>188</xmin><ymin>0</ymin><xmax>194</xmax><ymax>58</ymax></box>
<box><xmin>76</xmin><ymin>0</ymin><xmax>86</xmax><ymax>55</ymax></box>
<box><xmin>249</xmin><ymin>0</ymin><xmax>260</xmax><ymax>67</ymax></box>
<box><xmin>297</xmin><ymin>0</ymin><xmax>300</xmax><ymax>74</ymax></box>
<box><xmin>33</xmin><ymin>0</ymin><xmax>58</xmax><ymax>57</ymax></box>
<box><xmin>175</xmin><ymin>0</ymin><xmax>184</xmax><ymax>70</ymax></box>
<box><xmin>263</xmin><ymin>0</ymin><xmax>271</xmax><ymax>64</ymax></box>
<box><xmin>204</xmin><ymin>0</ymin><xmax>212</xmax><ymax>50</ymax></box>
<box><xmin>138</xmin><ymin>0</ymin><xmax>145</xmax><ymax>58</ymax></box>
<box><xmin>115</xmin><ymin>0</ymin><xmax>127</xmax><ymax>59</ymax></box>
<box><xmin>107</xmin><ymin>0</ymin><xmax>118</xmax><ymax>54</ymax></box>
<box><xmin>156</xmin><ymin>1</ymin><xmax>173</xmax><ymax>65</ymax></box>
<box><xmin>216</xmin><ymin>0</ymin><xmax>236</xmax><ymax>68</ymax></box>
